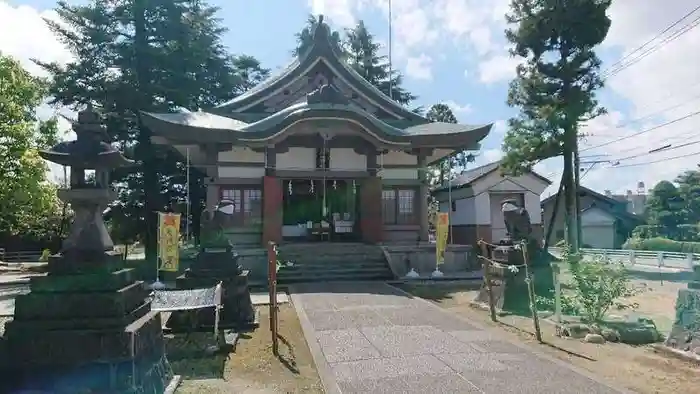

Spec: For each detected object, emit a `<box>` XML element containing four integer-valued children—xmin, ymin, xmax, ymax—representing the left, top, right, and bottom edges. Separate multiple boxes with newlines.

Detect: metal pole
<box><xmin>186</xmin><ymin>146</ymin><xmax>190</xmax><ymax>243</ymax></box>
<box><xmin>388</xmin><ymin>0</ymin><xmax>393</xmax><ymax>100</ymax></box>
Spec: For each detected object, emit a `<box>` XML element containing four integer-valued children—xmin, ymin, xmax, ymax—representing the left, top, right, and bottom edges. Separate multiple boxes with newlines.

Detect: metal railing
<box><xmin>548</xmin><ymin>247</ymin><xmax>699</xmax><ymax>271</ymax></box>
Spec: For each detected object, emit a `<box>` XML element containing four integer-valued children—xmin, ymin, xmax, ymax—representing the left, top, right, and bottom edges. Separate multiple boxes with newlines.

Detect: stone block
<box><xmin>29</xmin><ymin>268</ymin><xmax>135</xmax><ymax>293</ymax></box>
<box><xmin>666</xmin><ymin>288</ymin><xmax>700</xmax><ymax>352</ymax></box>
<box><xmin>7</xmin><ymin>310</ymin><xmax>164</xmax><ymax>367</ymax></box>
<box><xmin>5</xmin><ymin>301</ymin><xmax>151</xmax><ymax>332</ymax></box>
<box><xmin>47</xmin><ymin>250</ymin><xmax>125</xmax><ymax>275</ymax></box>
<box><xmin>13</xmin><ymin>281</ymin><xmax>148</xmax><ymax>320</ymax></box>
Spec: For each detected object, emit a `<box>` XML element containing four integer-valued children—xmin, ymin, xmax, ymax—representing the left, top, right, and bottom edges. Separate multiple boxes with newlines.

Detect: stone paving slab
<box><xmin>291</xmin><ymin>282</ymin><xmax>631</xmax><ymax>394</ymax></box>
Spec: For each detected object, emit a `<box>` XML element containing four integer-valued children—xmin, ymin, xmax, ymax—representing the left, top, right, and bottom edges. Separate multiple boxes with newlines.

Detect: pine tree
<box><xmin>344</xmin><ymin>20</ymin><xmax>416</xmax><ymax>105</ymax></box>
<box><xmin>500</xmin><ymin>0</ymin><xmax>611</xmax><ymax>251</ymax></box>
<box><xmin>37</xmin><ymin>0</ymin><xmax>267</xmax><ymax>261</ymax></box>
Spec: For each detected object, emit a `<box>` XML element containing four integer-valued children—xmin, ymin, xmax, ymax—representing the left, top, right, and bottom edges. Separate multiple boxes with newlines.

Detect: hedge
<box><xmin>623</xmin><ymin>237</ymin><xmax>700</xmax><ymax>254</ymax></box>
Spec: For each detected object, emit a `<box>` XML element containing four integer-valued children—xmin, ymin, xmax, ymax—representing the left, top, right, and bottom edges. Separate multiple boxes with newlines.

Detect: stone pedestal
<box><xmin>473</xmin><ymin>242</ymin><xmax>555</xmax><ymax>315</ymax></box>
<box><xmin>170</xmin><ymin>246</ymin><xmax>256</xmax><ymax>331</ymax></box>
<box><xmin>665</xmin><ymin>267</ymin><xmax>700</xmax><ymax>353</ymax></box>
<box><xmin>3</xmin><ymin>251</ymin><xmax>174</xmax><ymax>393</ymax></box>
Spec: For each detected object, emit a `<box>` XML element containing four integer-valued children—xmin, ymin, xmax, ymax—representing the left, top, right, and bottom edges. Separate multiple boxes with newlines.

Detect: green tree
<box><xmin>293</xmin><ymin>14</ymin><xmax>344</xmax><ymax>57</ymax></box>
<box><xmin>38</xmin><ymin>0</ymin><xmax>264</xmax><ymax>262</ymax></box>
<box><xmin>344</xmin><ymin>20</ymin><xmax>416</xmax><ymax>105</ymax></box>
<box><xmin>0</xmin><ymin>53</ymin><xmax>62</xmax><ymax>243</ymax></box>
<box><xmin>424</xmin><ymin>104</ymin><xmax>474</xmax><ymax>186</ymax></box>
<box><xmin>675</xmin><ymin>169</ymin><xmax>700</xmax><ymax>225</ymax></box>
<box><xmin>645</xmin><ymin>180</ymin><xmax>686</xmax><ymax>239</ymax></box>
<box><xmin>500</xmin><ymin>0</ymin><xmax>612</xmax><ymax>251</ymax></box>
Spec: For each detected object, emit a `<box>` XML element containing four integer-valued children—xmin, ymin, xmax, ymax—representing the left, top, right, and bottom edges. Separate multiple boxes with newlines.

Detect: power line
<box><xmin>602</xmin><ymin>4</ymin><xmax>700</xmax><ymax>78</ymax></box>
<box><xmin>584</xmin><ymin>91</ymin><xmax>700</xmax><ymax>141</ymax></box>
<box><xmin>607</xmin><ymin>150</ymin><xmax>700</xmax><ymax>169</ymax></box>
<box><xmin>580</xmin><ymin>109</ymin><xmax>700</xmax><ymax>152</ymax></box>
<box><xmin>610</xmin><ymin>139</ymin><xmax>700</xmax><ymax>162</ymax></box>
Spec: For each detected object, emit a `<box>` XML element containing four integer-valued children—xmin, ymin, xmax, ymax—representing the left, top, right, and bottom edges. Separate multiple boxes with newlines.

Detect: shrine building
<box><xmin>142</xmin><ymin>16</ymin><xmax>492</xmax><ymax>246</ymax></box>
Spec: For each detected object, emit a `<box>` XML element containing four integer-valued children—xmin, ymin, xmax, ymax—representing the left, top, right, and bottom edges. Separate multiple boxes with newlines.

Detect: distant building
<box><xmin>542</xmin><ymin>186</ymin><xmax>645</xmax><ymax>249</ymax></box>
<box><xmin>432</xmin><ymin>161</ymin><xmax>551</xmax><ymax>246</ymax></box>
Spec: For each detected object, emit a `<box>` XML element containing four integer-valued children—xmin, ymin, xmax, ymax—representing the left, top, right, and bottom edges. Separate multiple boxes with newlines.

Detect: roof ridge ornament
<box><xmin>307</xmin><ymin>83</ymin><xmax>349</xmax><ymax>105</ymax></box>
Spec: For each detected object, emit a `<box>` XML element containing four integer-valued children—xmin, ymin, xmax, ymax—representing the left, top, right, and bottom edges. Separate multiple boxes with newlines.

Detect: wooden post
<box><xmin>478</xmin><ymin>240</ymin><xmax>497</xmax><ymax>322</ymax></box>
<box><xmin>267</xmin><ymin>241</ymin><xmax>279</xmax><ymax>356</ymax></box>
<box><xmin>552</xmin><ymin>263</ymin><xmax>562</xmax><ymax>324</ymax></box>
<box><xmin>521</xmin><ymin>242</ymin><xmax>543</xmax><ymax>342</ymax></box>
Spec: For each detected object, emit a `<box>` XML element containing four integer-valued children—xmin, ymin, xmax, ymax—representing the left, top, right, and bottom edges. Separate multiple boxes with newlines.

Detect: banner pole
<box><xmin>151</xmin><ymin>212</ymin><xmax>165</xmax><ymax>290</ymax></box>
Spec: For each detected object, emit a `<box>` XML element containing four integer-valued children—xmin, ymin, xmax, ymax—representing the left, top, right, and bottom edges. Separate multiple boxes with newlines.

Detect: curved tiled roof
<box><xmin>213</xmin><ymin>16</ymin><xmax>426</xmax><ymax>122</ymax></box>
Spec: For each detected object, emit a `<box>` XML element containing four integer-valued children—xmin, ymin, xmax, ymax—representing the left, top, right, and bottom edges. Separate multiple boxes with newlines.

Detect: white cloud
<box><xmin>572</xmin><ymin>1</ymin><xmax>700</xmax><ymax>194</ymax></box>
<box><xmin>0</xmin><ymin>2</ymin><xmax>72</xmax><ymax>76</ymax></box>
<box><xmin>443</xmin><ymin>100</ymin><xmax>472</xmax><ymax>115</ymax></box>
<box><xmin>477</xmin><ymin>53</ymin><xmax>519</xmax><ymax>84</ymax></box>
<box><xmin>405</xmin><ymin>54</ymin><xmax>433</xmax><ymax>80</ymax></box>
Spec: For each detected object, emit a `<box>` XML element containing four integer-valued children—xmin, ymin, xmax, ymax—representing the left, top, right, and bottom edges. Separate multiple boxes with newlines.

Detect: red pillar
<box><xmin>360</xmin><ymin>176</ymin><xmax>383</xmax><ymax>243</ymax></box>
<box><xmin>263</xmin><ymin>176</ymin><xmax>282</xmax><ymax>245</ymax></box>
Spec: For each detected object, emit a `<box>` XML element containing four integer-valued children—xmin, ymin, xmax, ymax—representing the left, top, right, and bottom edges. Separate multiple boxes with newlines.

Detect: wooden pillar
<box><xmin>263</xmin><ymin>176</ymin><xmax>283</xmax><ymax>245</ymax></box>
<box><xmin>360</xmin><ymin>176</ymin><xmax>383</xmax><ymax>243</ymax></box>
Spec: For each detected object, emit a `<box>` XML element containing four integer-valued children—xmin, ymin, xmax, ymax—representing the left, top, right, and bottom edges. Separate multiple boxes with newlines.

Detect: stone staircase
<box><xmin>274</xmin><ymin>243</ymin><xmax>394</xmax><ymax>284</ymax></box>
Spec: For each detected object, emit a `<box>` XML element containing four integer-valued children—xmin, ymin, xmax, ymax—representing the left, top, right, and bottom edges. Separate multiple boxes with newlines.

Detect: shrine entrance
<box><xmin>281</xmin><ymin>178</ymin><xmax>361</xmax><ymax>242</ymax></box>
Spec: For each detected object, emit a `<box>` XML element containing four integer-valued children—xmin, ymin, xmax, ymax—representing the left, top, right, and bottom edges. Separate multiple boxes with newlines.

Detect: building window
<box><xmin>382</xmin><ymin>188</ymin><xmax>416</xmax><ymax>224</ymax></box>
<box><xmin>220</xmin><ymin>187</ymin><xmax>262</xmax><ymax>226</ymax></box>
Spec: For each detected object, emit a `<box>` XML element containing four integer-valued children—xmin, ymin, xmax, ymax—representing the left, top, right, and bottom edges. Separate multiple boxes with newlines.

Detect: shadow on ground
<box><xmin>625</xmin><ymin>269</ymin><xmax>693</xmax><ymax>284</ymax></box>
<box><xmin>165</xmin><ymin>333</ymin><xmax>229</xmax><ymax>380</ymax></box>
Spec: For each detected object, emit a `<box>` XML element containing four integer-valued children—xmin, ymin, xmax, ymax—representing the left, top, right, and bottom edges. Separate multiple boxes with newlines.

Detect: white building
<box><xmin>432</xmin><ymin>162</ymin><xmax>551</xmax><ymax>245</ymax></box>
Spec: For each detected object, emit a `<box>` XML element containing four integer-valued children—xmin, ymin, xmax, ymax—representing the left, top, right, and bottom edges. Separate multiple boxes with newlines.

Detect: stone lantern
<box><xmin>3</xmin><ymin>108</ymin><xmax>177</xmax><ymax>393</ymax></box>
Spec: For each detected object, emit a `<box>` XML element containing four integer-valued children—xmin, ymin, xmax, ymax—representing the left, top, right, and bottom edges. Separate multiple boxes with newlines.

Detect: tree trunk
<box><xmin>543</xmin><ymin>173</ymin><xmax>566</xmax><ymax>250</ymax></box>
<box><xmin>573</xmin><ymin>137</ymin><xmax>582</xmax><ymax>249</ymax></box>
<box><xmin>133</xmin><ymin>0</ymin><xmax>159</xmax><ymax>264</ymax></box>
<box><xmin>562</xmin><ymin>146</ymin><xmax>577</xmax><ymax>253</ymax></box>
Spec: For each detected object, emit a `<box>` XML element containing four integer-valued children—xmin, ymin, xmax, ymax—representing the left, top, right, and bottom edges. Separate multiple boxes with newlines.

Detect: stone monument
<box><xmin>664</xmin><ymin>266</ymin><xmax>700</xmax><ymax>357</ymax></box>
<box><xmin>2</xmin><ymin>108</ymin><xmax>178</xmax><ymax>393</ymax></box>
<box><xmin>168</xmin><ymin>199</ymin><xmax>256</xmax><ymax>332</ymax></box>
<box><xmin>473</xmin><ymin>199</ymin><xmax>555</xmax><ymax>314</ymax></box>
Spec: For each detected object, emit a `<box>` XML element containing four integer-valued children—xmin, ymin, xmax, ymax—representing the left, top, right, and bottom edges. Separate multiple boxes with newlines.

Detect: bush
<box><xmin>537</xmin><ymin>245</ymin><xmax>641</xmax><ymax>323</ymax></box>
<box><xmin>623</xmin><ymin>236</ymin><xmax>700</xmax><ymax>254</ymax></box>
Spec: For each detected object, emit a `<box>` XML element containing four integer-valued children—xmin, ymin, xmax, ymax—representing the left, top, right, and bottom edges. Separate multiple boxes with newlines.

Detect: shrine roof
<box><xmin>142</xmin><ymin>87</ymin><xmax>491</xmax><ymax>149</ymax></box>
<box><xmin>212</xmin><ymin>15</ymin><xmax>427</xmax><ymax>122</ymax></box>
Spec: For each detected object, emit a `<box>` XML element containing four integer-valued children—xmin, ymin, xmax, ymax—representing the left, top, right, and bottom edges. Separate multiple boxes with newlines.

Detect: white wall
<box><xmin>218</xmin><ymin>166</ymin><xmax>266</xmax><ymax>178</ymax></box>
<box><xmin>380</xmin><ymin>150</ymin><xmax>417</xmax><ymax>166</ymax></box>
<box><xmin>277</xmin><ymin>147</ymin><xmax>316</xmax><ymax>170</ymax></box>
<box><xmin>329</xmin><ymin>148</ymin><xmax>366</xmax><ymax>171</ymax></box>
<box><xmin>438</xmin><ymin>171</ymin><xmax>550</xmax><ymax>226</ymax></box>
<box><xmin>218</xmin><ymin>146</ymin><xmax>265</xmax><ymax>163</ymax></box>
<box><xmin>378</xmin><ymin>169</ymin><xmax>418</xmax><ymax>180</ymax></box>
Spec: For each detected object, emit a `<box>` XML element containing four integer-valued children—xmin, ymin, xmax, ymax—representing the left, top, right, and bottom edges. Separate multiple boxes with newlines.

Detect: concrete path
<box><xmin>291</xmin><ymin>282</ymin><xmax>630</xmax><ymax>394</ymax></box>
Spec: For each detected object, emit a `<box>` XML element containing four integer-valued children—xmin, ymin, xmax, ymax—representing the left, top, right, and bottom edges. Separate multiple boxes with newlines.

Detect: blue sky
<box><xmin>2</xmin><ymin>0</ymin><xmax>699</xmax><ymax>197</ymax></box>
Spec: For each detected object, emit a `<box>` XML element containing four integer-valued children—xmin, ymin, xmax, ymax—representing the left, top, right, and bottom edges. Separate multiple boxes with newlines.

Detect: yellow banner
<box><xmin>158</xmin><ymin>212</ymin><xmax>181</xmax><ymax>272</ymax></box>
<box><xmin>436</xmin><ymin>212</ymin><xmax>449</xmax><ymax>266</ymax></box>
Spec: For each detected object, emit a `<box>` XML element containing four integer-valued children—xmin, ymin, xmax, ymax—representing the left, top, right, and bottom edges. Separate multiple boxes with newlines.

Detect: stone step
<box><xmin>279</xmin><ymin>261</ymin><xmax>388</xmax><ymax>270</ymax></box>
<box><xmin>277</xmin><ymin>271</ymin><xmax>393</xmax><ymax>284</ymax></box>
<box><xmin>277</xmin><ymin>266</ymin><xmax>391</xmax><ymax>275</ymax></box>
<box><xmin>277</xmin><ymin>257</ymin><xmax>386</xmax><ymax>266</ymax></box>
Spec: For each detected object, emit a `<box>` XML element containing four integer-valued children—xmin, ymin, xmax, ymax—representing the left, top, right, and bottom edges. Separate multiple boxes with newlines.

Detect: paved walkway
<box><xmin>291</xmin><ymin>282</ymin><xmax>629</xmax><ymax>394</ymax></box>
